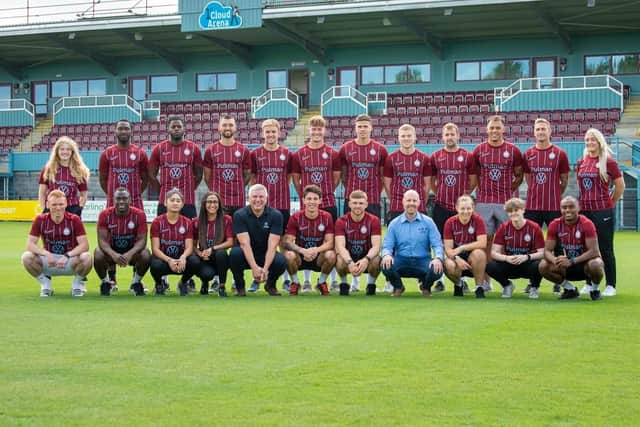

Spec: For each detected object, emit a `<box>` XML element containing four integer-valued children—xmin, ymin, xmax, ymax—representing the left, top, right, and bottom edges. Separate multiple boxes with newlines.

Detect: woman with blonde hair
<box><xmin>38</xmin><ymin>136</ymin><xmax>90</xmax><ymax>217</ymax></box>
<box><xmin>576</xmin><ymin>128</ymin><xmax>625</xmax><ymax>297</ymax></box>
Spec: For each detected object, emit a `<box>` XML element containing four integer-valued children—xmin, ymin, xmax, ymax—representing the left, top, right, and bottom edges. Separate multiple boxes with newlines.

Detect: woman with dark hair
<box><xmin>149</xmin><ymin>188</ymin><xmax>200</xmax><ymax>296</ymax></box>
<box><xmin>193</xmin><ymin>192</ymin><xmax>234</xmax><ymax>297</ymax></box>
<box><xmin>576</xmin><ymin>128</ymin><xmax>625</xmax><ymax>297</ymax></box>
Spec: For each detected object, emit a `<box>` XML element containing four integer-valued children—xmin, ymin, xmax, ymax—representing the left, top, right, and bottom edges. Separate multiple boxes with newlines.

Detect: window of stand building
<box><xmin>267</xmin><ymin>70</ymin><xmax>287</xmax><ymax>89</ymax></box>
<box><xmin>456</xmin><ymin>59</ymin><xmax>530</xmax><ymax>81</ymax></box>
<box><xmin>361</xmin><ymin>63</ymin><xmax>430</xmax><ymax>85</ymax></box>
<box><xmin>585</xmin><ymin>53</ymin><xmax>640</xmax><ymax>75</ymax></box>
<box><xmin>196</xmin><ymin>72</ymin><xmax>237</xmax><ymax>92</ymax></box>
<box><xmin>150</xmin><ymin>75</ymin><xmax>177</xmax><ymax>94</ymax></box>
<box><xmin>50</xmin><ymin>79</ymin><xmax>107</xmax><ymax>97</ymax></box>
<box><xmin>0</xmin><ymin>84</ymin><xmax>11</xmax><ymax>100</ymax></box>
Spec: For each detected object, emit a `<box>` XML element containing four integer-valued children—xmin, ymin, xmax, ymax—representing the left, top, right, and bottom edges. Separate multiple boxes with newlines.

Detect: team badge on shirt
<box><xmin>503</xmin><ymin>151</ymin><xmax>510</xmax><ymax>158</ymax></box>
<box><xmin>128</xmin><ymin>221</ymin><xmax>135</xmax><ymax>229</ymax></box>
<box><xmin>369</xmin><ymin>148</ymin><xmax>376</xmax><ymax>156</ymax></box>
<box><xmin>414</xmin><ymin>159</ymin><xmax>421</xmax><ymax>167</ymax></box>
<box><xmin>178</xmin><ymin>226</ymin><xmax>186</xmax><ymax>234</ymax></box>
<box><xmin>524</xmin><ymin>233</ymin><xmax>531</xmax><ymax>242</ymax></box>
<box><xmin>457</xmin><ymin>155</ymin><xmax>464</xmax><ymax>162</ymax></box>
<box><xmin>234</xmin><ymin>150</ymin><xmax>241</xmax><ymax>157</ymax></box>
<box><xmin>468</xmin><ymin>226</ymin><xmax>475</xmax><ymax>234</ymax></box>
<box><xmin>279</xmin><ymin>154</ymin><xmax>286</xmax><ymax>161</ymax></box>
<box><xmin>360</xmin><ymin>225</ymin><xmax>367</xmax><ymax>234</ymax></box>
<box><xmin>318</xmin><ymin>224</ymin><xmax>325</xmax><ymax>232</ymax></box>
<box><xmin>130</xmin><ymin>153</ymin><xmax>136</xmax><ymax>161</ymax></box>
<box><xmin>322</xmin><ymin>152</ymin><xmax>329</xmax><ymax>159</ymax></box>
<box><xmin>184</xmin><ymin>148</ymin><xmax>191</xmax><ymax>156</ymax></box>
<box><xmin>549</xmin><ymin>152</ymin><xmax>555</xmax><ymax>160</ymax></box>
<box><xmin>63</xmin><ymin>227</ymin><xmax>70</xmax><ymax>236</ymax></box>
<box><xmin>575</xmin><ymin>230</ymin><xmax>581</xmax><ymax>239</ymax></box>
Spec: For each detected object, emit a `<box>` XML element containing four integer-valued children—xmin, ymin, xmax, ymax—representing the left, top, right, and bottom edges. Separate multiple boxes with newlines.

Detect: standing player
<box><xmin>430</xmin><ymin>123</ymin><xmax>477</xmax><ymax>292</ymax></box>
<box><xmin>149</xmin><ymin>115</ymin><xmax>203</xmax><ymax>219</ymax></box>
<box><xmin>282</xmin><ymin>185</ymin><xmax>336</xmax><ymax>296</ymax></box>
<box><xmin>94</xmin><ymin>188</ymin><xmax>150</xmax><ymax>296</ymax></box>
<box><xmin>291</xmin><ymin>115</ymin><xmax>341</xmax><ymax>291</ymax></box>
<box><xmin>338</xmin><ymin>114</ymin><xmax>387</xmax><ymax>292</ymax></box>
<box><xmin>98</xmin><ymin>118</ymin><xmax>149</xmax><ymax>289</ymax></box>
<box><xmin>442</xmin><ymin>195</ymin><xmax>487</xmax><ymax>298</ymax></box>
<box><xmin>38</xmin><ymin>136</ymin><xmax>90</xmax><ymax>217</ymax></box>
<box><xmin>486</xmin><ymin>198</ymin><xmax>545</xmax><ymax>299</ymax></box>
<box><xmin>539</xmin><ymin>196</ymin><xmax>605</xmax><ymax>301</ymax></box>
<box><xmin>21</xmin><ymin>190</ymin><xmax>92</xmax><ymax>297</ymax></box>
<box><xmin>99</xmin><ymin>119</ymin><xmax>149</xmax><ymax>210</ymax></box>
<box><xmin>250</xmin><ymin>119</ymin><xmax>292</xmax><ymax>292</ymax></box>
<box><xmin>576</xmin><ymin>128</ymin><xmax>625</xmax><ymax>297</ymax></box>
<box><xmin>382</xmin><ymin>123</ymin><xmax>431</xmax><ymax>293</ymax></box>
<box><xmin>473</xmin><ymin>115</ymin><xmax>523</xmax><ymax>291</ymax></box>
<box><xmin>334</xmin><ymin>190</ymin><xmax>382</xmax><ymax>296</ymax></box>
<box><xmin>203</xmin><ymin>115</ymin><xmax>252</xmax><ymax>216</ymax></box>
<box><xmin>521</xmin><ymin>118</ymin><xmax>569</xmax><ymax>294</ymax></box>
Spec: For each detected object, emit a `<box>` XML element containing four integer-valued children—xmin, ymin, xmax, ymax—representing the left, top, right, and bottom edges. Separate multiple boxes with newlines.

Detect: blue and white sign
<box><xmin>199</xmin><ymin>1</ymin><xmax>242</xmax><ymax>29</ymax></box>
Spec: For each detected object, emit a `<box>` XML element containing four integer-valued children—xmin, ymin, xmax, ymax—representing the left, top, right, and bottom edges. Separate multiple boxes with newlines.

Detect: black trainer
<box><xmin>366</xmin><ymin>284</ymin><xmax>376</xmax><ymax>295</ymax></box>
<box><xmin>453</xmin><ymin>285</ymin><xmax>464</xmax><ymax>297</ymax></box>
<box><xmin>339</xmin><ymin>283</ymin><xmax>350</xmax><ymax>296</ymax></box>
<box><xmin>178</xmin><ymin>281</ymin><xmax>189</xmax><ymax>296</ymax></box>
<box><xmin>100</xmin><ymin>281</ymin><xmax>111</xmax><ymax>296</ymax></box>
<box><xmin>200</xmin><ymin>281</ymin><xmax>209</xmax><ymax>295</ymax></box>
<box><xmin>559</xmin><ymin>287</ymin><xmax>580</xmax><ymax>300</ymax></box>
<box><xmin>131</xmin><ymin>282</ymin><xmax>145</xmax><ymax>296</ymax></box>
<box><xmin>187</xmin><ymin>278</ymin><xmax>196</xmax><ymax>293</ymax></box>
<box><xmin>155</xmin><ymin>282</ymin><xmax>165</xmax><ymax>295</ymax></box>
<box><xmin>590</xmin><ymin>289</ymin><xmax>602</xmax><ymax>301</ymax></box>
<box><xmin>218</xmin><ymin>286</ymin><xmax>228</xmax><ymax>298</ymax></box>
<box><xmin>475</xmin><ymin>286</ymin><xmax>485</xmax><ymax>298</ymax></box>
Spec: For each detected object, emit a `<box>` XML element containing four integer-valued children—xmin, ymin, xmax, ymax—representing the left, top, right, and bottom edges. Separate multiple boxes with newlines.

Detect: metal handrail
<box><xmin>495</xmin><ymin>74</ymin><xmax>624</xmax><ymax>111</ymax></box>
<box><xmin>321</xmin><ymin>85</ymin><xmax>367</xmax><ymax>110</ymax></box>
<box><xmin>251</xmin><ymin>88</ymin><xmax>299</xmax><ymax>118</ymax></box>
<box><xmin>52</xmin><ymin>95</ymin><xmax>143</xmax><ymax>123</ymax></box>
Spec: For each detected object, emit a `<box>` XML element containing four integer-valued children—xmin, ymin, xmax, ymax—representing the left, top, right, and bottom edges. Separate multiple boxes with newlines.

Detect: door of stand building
<box><xmin>533</xmin><ymin>58</ymin><xmax>556</xmax><ymax>89</ymax></box>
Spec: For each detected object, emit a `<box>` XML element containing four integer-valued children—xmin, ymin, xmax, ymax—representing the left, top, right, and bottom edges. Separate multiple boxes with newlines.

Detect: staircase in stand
<box><xmin>283</xmin><ymin>108</ymin><xmax>321</xmax><ymax>148</ymax></box>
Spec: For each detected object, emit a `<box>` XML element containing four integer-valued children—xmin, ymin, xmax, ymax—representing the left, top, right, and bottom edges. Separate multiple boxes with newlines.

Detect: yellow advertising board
<box><xmin>0</xmin><ymin>200</ymin><xmax>41</xmax><ymax>221</ymax></box>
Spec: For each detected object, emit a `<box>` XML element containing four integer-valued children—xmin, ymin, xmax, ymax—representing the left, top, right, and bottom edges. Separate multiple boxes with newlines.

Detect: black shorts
<box><xmin>279</xmin><ymin>209</ymin><xmax>291</xmax><ymax>229</ymax></box>
<box><xmin>321</xmin><ymin>205</ymin><xmax>338</xmax><ymax>222</ymax></box>
<box><xmin>432</xmin><ymin>203</ymin><xmax>456</xmax><ymax>236</ymax></box>
<box><xmin>524</xmin><ymin>210</ymin><xmax>560</xmax><ymax>228</ymax></box>
<box><xmin>300</xmin><ymin>258</ymin><xmax>322</xmax><ymax>272</ymax></box>
<box><xmin>565</xmin><ymin>262</ymin><xmax>588</xmax><ymax>281</ymax></box>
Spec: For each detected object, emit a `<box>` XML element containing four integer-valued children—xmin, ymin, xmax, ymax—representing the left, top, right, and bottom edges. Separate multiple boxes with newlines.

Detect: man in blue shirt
<box><xmin>381</xmin><ymin>189</ymin><xmax>444</xmax><ymax>297</ymax></box>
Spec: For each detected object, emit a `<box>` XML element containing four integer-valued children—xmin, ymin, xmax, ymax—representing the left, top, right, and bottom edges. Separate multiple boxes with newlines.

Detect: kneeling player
<box><xmin>21</xmin><ymin>190</ymin><xmax>92</xmax><ymax>297</ymax></box>
<box><xmin>334</xmin><ymin>190</ymin><xmax>382</xmax><ymax>296</ymax></box>
<box><xmin>486</xmin><ymin>198</ymin><xmax>544</xmax><ymax>299</ymax></box>
<box><xmin>283</xmin><ymin>185</ymin><xmax>336</xmax><ymax>295</ymax></box>
<box><xmin>94</xmin><ymin>188</ymin><xmax>150</xmax><ymax>296</ymax></box>
<box><xmin>443</xmin><ymin>195</ymin><xmax>487</xmax><ymax>298</ymax></box>
<box><xmin>539</xmin><ymin>196</ymin><xmax>604</xmax><ymax>301</ymax></box>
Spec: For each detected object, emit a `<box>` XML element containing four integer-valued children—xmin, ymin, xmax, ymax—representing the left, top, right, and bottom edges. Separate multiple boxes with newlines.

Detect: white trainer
<box><xmin>602</xmin><ymin>285</ymin><xmax>617</xmax><ymax>297</ymax></box>
<box><xmin>579</xmin><ymin>284</ymin><xmax>592</xmax><ymax>295</ymax></box>
<box><xmin>528</xmin><ymin>287</ymin><xmax>539</xmax><ymax>299</ymax></box>
<box><xmin>302</xmin><ymin>281</ymin><xmax>312</xmax><ymax>293</ymax></box>
<box><xmin>382</xmin><ymin>281</ymin><xmax>394</xmax><ymax>293</ymax></box>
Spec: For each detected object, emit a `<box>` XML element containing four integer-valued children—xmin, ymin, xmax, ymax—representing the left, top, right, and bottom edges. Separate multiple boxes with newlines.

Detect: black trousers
<box><xmin>197</xmin><ymin>249</ymin><xmax>230</xmax><ymax>285</ymax></box>
<box><xmin>582</xmin><ymin>209</ymin><xmax>616</xmax><ymax>287</ymax></box>
<box><xmin>229</xmin><ymin>247</ymin><xmax>286</xmax><ymax>290</ymax></box>
<box><xmin>150</xmin><ymin>254</ymin><xmax>200</xmax><ymax>284</ymax></box>
<box><xmin>486</xmin><ymin>259</ymin><xmax>542</xmax><ymax>288</ymax></box>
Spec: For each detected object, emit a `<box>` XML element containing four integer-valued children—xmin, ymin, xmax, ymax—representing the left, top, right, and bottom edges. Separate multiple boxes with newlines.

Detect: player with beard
<box><xmin>539</xmin><ymin>196</ymin><xmax>605</xmax><ymax>301</ymax></box>
<box><xmin>203</xmin><ymin>115</ymin><xmax>251</xmax><ymax>216</ymax></box>
<box><xmin>98</xmin><ymin>119</ymin><xmax>149</xmax><ymax>291</ymax></box>
<box><xmin>334</xmin><ymin>191</ymin><xmax>382</xmax><ymax>296</ymax></box>
<box><xmin>291</xmin><ymin>115</ymin><xmax>341</xmax><ymax>292</ymax></box>
<box><xmin>473</xmin><ymin>115</ymin><xmax>523</xmax><ymax>292</ymax></box>
<box><xmin>94</xmin><ymin>188</ymin><xmax>150</xmax><ymax>296</ymax></box>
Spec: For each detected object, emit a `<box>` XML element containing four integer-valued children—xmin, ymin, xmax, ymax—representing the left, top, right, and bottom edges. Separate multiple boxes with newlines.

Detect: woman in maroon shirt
<box><xmin>150</xmin><ymin>188</ymin><xmax>200</xmax><ymax>296</ymax></box>
<box><xmin>576</xmin><ymin>128</ymin><xmax>625</xmax><ymax>296</ymax></box>
<box><xmin>38</xmin><ymin>136</ymin><xmax>90</xmax><ymax>217</ymax></box>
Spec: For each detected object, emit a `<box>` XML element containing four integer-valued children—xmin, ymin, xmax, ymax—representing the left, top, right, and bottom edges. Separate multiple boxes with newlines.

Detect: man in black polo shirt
<box><xmin>230</xmin><ymin>183</ymin><xmax>286</xmax><ymax>296</ymax></box>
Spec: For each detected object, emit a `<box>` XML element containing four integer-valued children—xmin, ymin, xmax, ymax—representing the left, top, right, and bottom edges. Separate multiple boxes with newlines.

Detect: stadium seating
<box><xmin>323</xmin><ymin>88</ymin><xmax>620</xmax><ymax>146</ymax></box>
<box><xmin>0</xmin><ymin>126</ymin><xmax>33</xmax><ymax>151</ymax></box>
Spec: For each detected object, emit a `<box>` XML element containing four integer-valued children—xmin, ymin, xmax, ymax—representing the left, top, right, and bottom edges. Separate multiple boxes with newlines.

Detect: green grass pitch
<box><xmin>0</xmin><ymin>222</ymin><xmax>638</xmax><ymax>426</ymax></box>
